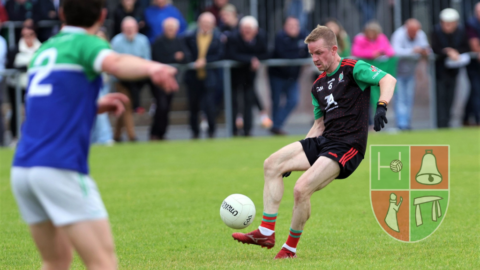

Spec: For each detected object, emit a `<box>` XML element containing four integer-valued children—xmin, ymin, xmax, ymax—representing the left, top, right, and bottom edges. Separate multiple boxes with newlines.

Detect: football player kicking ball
<box><xmin>232</xmin><ymin>25</ymin><xmax>396</xmax><ymax>259</ymax></box>
<box><xmin>10</xmin><ymin>0</ymin><xmax>178</xmax><ymax>269</ymax></box>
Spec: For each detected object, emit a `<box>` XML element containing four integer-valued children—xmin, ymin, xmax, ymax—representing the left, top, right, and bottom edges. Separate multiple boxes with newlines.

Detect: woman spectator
<box><xmin>324</xmin><ymin>18</ymin><xmax>351</xmax><ymax>58</ymax></box>
<box><xmin>352</xmin><ymin>21</ymin><xmax>395</xmax><ymax>59</ymax></box>
<box><xmin>7</xmin><ymin>26</ymin><xmax>41</xmax><ymax>147</ymax></box>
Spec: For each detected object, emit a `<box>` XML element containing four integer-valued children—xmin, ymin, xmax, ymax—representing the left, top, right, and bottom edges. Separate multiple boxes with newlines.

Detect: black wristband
<box><xmin>377</xmin><ymin>101</ymin><xmax>387</xmax><ymax>110</ymax></box>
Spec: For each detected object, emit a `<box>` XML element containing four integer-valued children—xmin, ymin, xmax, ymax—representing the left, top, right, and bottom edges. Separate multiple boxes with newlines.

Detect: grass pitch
<box><xmin>1</xmin><ymin>128</ymin><xmax>479</xmax><ymax>269</ymax></box>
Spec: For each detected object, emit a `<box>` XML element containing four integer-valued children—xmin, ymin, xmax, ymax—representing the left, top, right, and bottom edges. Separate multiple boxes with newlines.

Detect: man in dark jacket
<box><xmin>269</xmin><ymin>17</ymin><xmax>308</xmax><ymax>135</ymax></box>
<box><xmin>463</xmin><ymin>2</ymin><xmax>480</xmax><ymax>126</ymax></box>
<box><xmin>227</xmin><ymin>16</ymin><xmax>269</xmax><ymax>136</ymax></box>
<box><xmin>431</xmin><ymin>8</ymin><xmax>470</xmax><ymax>128</ymax></box>
<box><xmin>184</xmin><ymin>12</ymin><xmax>223</xmax><ymax>138</ymax></box>
<box><xmin>150</xmin><ymin>17</ymin><xmax>186</xmax><ymax>140</ymax></box>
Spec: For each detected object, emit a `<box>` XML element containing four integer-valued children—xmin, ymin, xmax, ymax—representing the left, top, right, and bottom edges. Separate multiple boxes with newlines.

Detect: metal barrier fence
<box><xmin>3</xmin><ymin>52</ymin><xmax>477</xmax><ymax>139</ymax></box>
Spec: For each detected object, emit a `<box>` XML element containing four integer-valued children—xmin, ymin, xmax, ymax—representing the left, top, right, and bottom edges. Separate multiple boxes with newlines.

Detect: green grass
<box><xmin>1</xmin><ymin>128</ymin><xmax>479</xmax><ymax>269</ymax></box>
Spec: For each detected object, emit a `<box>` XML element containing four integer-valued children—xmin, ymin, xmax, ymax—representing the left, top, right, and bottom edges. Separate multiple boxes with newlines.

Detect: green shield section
<box><xmin>371</xmin><ymin>146</ymin><xmax>410</xmax><ymax>190</ymax></box>
<box><xmin>410</xmin><ymin>190</ymin><xmax>449</xmax><ymax>241</ymax></box>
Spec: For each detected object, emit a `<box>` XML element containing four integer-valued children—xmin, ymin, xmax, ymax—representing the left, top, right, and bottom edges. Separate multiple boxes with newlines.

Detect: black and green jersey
<box><xmin>311</xmin><ymin>58</ymin><xmax>387</xmax><ymax>155</ymax></box>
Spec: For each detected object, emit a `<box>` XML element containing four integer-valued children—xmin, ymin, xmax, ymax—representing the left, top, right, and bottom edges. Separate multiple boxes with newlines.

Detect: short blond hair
<box><xmin>304</xmin><ymin>25</ymin><xmax>337</xmax><ymax>47</ymax></box>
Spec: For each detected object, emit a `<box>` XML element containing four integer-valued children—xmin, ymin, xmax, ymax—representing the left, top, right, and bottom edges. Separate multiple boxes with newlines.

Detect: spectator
<box><xmin>352</xmin><ymin>21</ymin><xmax>395</xmax><ymax>59</ymax></box>
<box><xmin>111</xmin><ymin>16</ymin><xmax>151</xmax><ymax>141</ymax></box>
<box><xmin>464</xmin><ymin>2</ymin><xmax>480</xmax><ymax>126</ymax></box>
<box><xmin>5</xmin><ymin>0</ymin><xmax>34</xmax><ymax>44</ymax></box>
<box><xmin>144</xmin><ymin>0</ymin><xmax>187</xmax><ymax>43</ymax></box>
<box><xmin>183</xmin><ymin>12</ymin><xmax>223</xmax><ymax>139</ymax></box>
<box><xmin>6</xmin><ymin>26</ymin><xmax>41</xmax><ymax>146</ymax></box>
<box><xmin>325</xmin><ymin>18</ymin><xmax>351</xmax><ymax>58</ymax></box>
<box><xmin>32</xmin><ymin>0</ymin><xmax>58</xmax><ymax>42</ymax></box>
<box><xmin>0</xmin><ymin>21</ymin><xmax>6</xmax><ymax>146</ymax></box>
<box><xmin>91</xmin><ymin>28</ymin><xmax>114</xmax><ymax>146</ymax></box>
<box><xmin>150</xmin><ymin>17</ymin><xmax>186</xmax><ymax>140</ymax></box>
<box><xmin>0</xmin><ymin>2</ymin><xmax>9</xmax><ymax>22</ymax></box>
<box><xmin>285</xmin><ymin>0</ymin><xmax>314</xmax><ymax>31</ymax></box>
<box><xmin>431</xmin><ymin>8</ymin><xmax>470</xmax><ymax>128</ymax></box>
<box><xmin>205</xmin><ymin>0</ymin><xmax>229</xmax><ymax>26</ymax></box>
<box><xmin>111</xmin><ymin>0</ymin><xmax>144</xmax><ymax>37</ymax></box>
<box><xmin>268</xmin><ymin>17</ymin><xmax>308</xmax><ymax>135</ymax></box>
<box><xmin>219</xmin><ymin>3</ymin><xmax>238</xmax><ymax>36</ymax></box>
<box><xmin>227</xmin><ymin>16</ymin><xmax>269</xmax><ymax>136</ymax></box>
<box><xmin>391</xmin><ymin>19</ymin><xmax>430</xmax><ymax>130</ymax></box>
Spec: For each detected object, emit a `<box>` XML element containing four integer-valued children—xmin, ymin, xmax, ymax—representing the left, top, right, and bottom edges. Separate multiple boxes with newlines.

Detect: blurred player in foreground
<box><xmin>232</xmin><ymin>25</ymin><xmax>396</xmax><ymax>259</ymax></box>
<box><xmin>10</xmin><ymin>0</ymin><xmax>178</xmax><ymax>269</ymax></box>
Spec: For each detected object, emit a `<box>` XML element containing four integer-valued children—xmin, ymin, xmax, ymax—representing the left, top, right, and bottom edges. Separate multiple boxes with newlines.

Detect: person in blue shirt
<box><xmin>144</xmin><ymin>0</ymin><xmax>188</xmax><ymax>43</ymax></box>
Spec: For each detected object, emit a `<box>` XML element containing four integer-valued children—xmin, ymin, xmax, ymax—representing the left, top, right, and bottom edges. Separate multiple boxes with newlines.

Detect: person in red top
<box><xmin>0</xmin><ymin>2</ymin><xmax>9</xmax><ymax>22</ymax></box>
<box><xmin>232</xmin><ymin>25</ymin><xmax>397</xmax><ymax>259</ymax></box>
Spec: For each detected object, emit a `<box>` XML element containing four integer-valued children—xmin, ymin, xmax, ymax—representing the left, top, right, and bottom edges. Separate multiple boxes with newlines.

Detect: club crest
<box><xmin>370</xmin><ymin>145</ymin><xmax>449</xmax><ymax>242</ymax></box>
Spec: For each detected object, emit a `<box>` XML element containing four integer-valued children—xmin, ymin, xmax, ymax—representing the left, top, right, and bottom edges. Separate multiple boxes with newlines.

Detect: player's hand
<box><xmin>374</xmin><ymin>101</ymin><xmax>388</xmax><ymax>132</ymax></box>
<box><xmin>149</xmin><ymin>64</ymin><xmax>179</xmax><ymax>93</ymax></box>
<box><xmin>97</xmin><ymin>93</ymin><xmax>130</xmax><ymax>117</ymax></box>
<box><xmin>282</xmin><ymin>172</ymin><xmax>291</xmax><ymax>178</ymax></box>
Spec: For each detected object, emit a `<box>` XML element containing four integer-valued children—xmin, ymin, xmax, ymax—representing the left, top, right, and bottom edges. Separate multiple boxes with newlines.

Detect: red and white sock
<box><xmin>258</xmin><ymin>212</ymin><xmax>277</xmax><ymax>236</ymax></box>
<box><xmin>283</xmin><ymin>228</ymin><xmax>302</xmax><ymax>253</ymax></box>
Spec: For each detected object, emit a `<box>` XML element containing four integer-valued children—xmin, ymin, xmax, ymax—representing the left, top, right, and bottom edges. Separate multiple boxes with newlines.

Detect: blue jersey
<box><xmin>13</xmin><ymin>26</ymin><xmax>113</xmax><ymax>174</ymax></box>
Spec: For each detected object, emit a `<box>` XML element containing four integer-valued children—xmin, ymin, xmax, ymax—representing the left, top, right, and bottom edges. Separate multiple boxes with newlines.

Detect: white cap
<box><xmin>440</xmin><ymin>8</ymin><xmax>460</xmax><ymax>22</ymax></box>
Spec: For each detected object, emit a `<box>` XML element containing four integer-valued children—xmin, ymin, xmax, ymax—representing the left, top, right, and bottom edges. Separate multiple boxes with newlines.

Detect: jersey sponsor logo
<box><xmin>371</xmin><ymin>65</ymin><xmax>378</xmax><ymax>72</ymax></box>
<box><xmin>339</xmin><ymin>72</ymin><xmax>344</xmax><ymax>83</ymax></box>
<box><xmin>325</xmin><ymin>93</ymin><xmax>338</xmax><ymax>111</ymax></box>
<box><xmin>327</xmin><ymin>78</ymin><xmax>335</xmax><ymax>90</ymax></box>
<box><xmin>372</xmin><ymin>71</ymin><xmax>381</xmax><ymax>79</ymax></box>
<box><xmin>329</xmin><ymin>152</ymin><xmax>338</xmax><ymax>158</ymax></box>
<box><xmin>316</xmin><ymin>86</ymin><xmax>324</xmax><ymax>92</ymax></box>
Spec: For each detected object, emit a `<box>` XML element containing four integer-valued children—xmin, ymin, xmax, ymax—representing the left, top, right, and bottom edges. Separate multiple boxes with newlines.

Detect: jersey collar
<box><xmin>327</xmin><ymin>57</ymin><xmax>343</xmax><ymax>77</ymax></box>
<box><xmin>61</xmin><ymin>26</ymin><xmax>87</xmax><ymax>34</ymax></box>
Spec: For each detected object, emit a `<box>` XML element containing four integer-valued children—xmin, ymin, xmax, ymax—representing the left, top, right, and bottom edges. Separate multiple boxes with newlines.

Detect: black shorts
<box><xmin>300</xmin><ymin>136</ymin><xmax>364</xmax><ymax>179</ymax></box>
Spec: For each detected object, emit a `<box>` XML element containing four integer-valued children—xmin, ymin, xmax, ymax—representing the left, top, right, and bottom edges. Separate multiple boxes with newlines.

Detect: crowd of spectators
<box><xmin>0</xmin><ymin>0</ymin><xmax>479</xmax><ymax>146</ymax></box>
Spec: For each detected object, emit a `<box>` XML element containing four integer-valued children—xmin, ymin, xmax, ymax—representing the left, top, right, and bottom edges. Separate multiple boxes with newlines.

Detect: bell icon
<box><xmin>416</xmin><ymin>150</ymin><xmax>442</xmax><ymax>185</ymax></box>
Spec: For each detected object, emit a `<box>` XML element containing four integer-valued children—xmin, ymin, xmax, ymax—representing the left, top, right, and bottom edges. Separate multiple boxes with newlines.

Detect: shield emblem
<box><xmin>370</xmin><ymin>145</ymin><xmax>449</xmax><ymax>242</ymax></box>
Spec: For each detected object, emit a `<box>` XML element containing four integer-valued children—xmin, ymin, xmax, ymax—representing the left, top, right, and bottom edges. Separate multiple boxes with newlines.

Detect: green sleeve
<box><xmin>311</xmin><ymin>93</ymin><xmax>324</xmax><ymax>119</ymax></box>
<box><xmin>352</xmin><ymin>60</ymin><xmax>388</xmax><ymax>91</ymax></box>
<box><xmin>80</xmin><ymin>35</ymin><xmax>112</xmax><ymax>79</ymax></box>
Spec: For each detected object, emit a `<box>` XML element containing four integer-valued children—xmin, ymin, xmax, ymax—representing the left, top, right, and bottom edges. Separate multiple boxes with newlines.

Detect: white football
<box><xmin>220</xmin><ymin>194</ymin><xmax>256</xmax><ymax>229</ymax></box>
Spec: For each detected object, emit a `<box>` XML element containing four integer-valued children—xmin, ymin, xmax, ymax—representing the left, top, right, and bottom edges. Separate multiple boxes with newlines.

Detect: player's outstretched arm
<box><xmin>97</xmin><ymin>93</ymin><xmax>130</xmax><ymax>116</ymax></box>
<box><xmin>101</xmin><ymin>53</ymin><xmax>179</xmax><ymax>92</ymax></box>
<box><xmin>305</xmin><ymin>117</ymin><xmax>325</xmax><ymax>138</ymax></box>
<box><xmin>378</xmin><ymin>74</ymin><xmax>396</xmax><ymax>104</ymax></box>
<box><xmin>374</xmin><ymin>74</ymin><xmax>397</xmax><ymax>131</ymax></box>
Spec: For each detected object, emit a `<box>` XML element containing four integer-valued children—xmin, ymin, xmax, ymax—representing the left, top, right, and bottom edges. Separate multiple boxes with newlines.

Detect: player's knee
<box><xmin>293</xmin><ymin>182</ymin><xmax>310</xmax><ymax>202</ymax></box>
<box><xmin>263</xmin><ymin>156</ymin><xmax>278</xmax><ymax>175</ymax></box>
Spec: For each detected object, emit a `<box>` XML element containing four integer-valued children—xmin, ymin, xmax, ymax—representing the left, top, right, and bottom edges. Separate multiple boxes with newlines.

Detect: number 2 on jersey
<box><xmin>28</xmin><ymin>48</ymin><xmax>57</xmax><ymax>97</ymax></box>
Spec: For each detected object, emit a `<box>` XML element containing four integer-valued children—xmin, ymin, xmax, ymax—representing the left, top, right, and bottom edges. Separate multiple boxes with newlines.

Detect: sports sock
<box><xmin>284</xmin><ymin>228</ymin><xmax>303</xmax><ymax>253</ymax></box>
<box><xmin>259</xmin><ymin>212</ymin><xmax>277</xmax><ymax>235</ymax></box>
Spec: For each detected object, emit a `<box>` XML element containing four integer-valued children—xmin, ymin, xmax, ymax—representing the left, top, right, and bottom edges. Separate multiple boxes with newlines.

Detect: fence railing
<box><xmin>3</xmin><ymin>52</ymin><xmax>478</xmax><ymax>139</ymax></box>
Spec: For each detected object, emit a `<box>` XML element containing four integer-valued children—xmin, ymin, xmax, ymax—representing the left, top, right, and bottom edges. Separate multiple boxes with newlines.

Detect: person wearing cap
<box><xmin>431</xmin><ymin>8</ymin><xmax>470</xmax><ymax>128</ymax></box>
